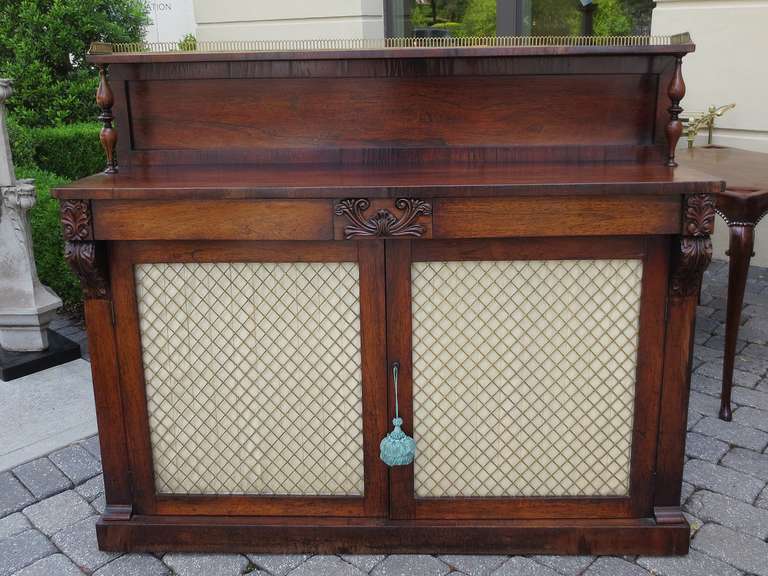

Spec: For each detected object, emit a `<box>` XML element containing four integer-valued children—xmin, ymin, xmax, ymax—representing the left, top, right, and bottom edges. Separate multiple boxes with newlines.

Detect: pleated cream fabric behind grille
<box><xmin>135</xmin><ymin>261</ymin><xmax>364</xmax><ymax>496</ymax></box>
<box><xmin>411</xmin><ymin>259</ymin><xmax>643</xmax><ymax>498</ymax></box>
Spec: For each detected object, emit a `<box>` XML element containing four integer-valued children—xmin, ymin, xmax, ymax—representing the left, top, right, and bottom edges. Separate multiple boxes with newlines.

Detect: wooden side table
<box><xmin>679</xmin><ymin>147</ymin><xmax>768</xmax><ymax>420</ymax></box>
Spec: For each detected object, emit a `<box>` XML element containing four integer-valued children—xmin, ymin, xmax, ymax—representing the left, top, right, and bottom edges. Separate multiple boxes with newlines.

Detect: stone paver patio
<box><xmin>2</xmin><ymin>259</ymin><xmax>768</xmax><ymax>575</ymax></box>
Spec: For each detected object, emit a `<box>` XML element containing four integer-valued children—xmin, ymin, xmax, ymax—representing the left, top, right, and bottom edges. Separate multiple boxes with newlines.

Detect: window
<box><xmin>384</xmin><ymin>0</ymin><xmax>653</xmax><ymax>38</ymax></box>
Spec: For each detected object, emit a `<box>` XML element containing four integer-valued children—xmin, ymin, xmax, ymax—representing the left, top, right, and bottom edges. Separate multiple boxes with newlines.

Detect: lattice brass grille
<box><xmin>411</xmin><ymin>259</ymin><xmax>643</xmax><ymax>497</ymax></box>
<box><xmin>135</xmin><ymin>262</ymin><xmax>364</xmax><ymax>496</ymax></box>
<box><xmin>99</xmin><ymin>34</ymin><xmax>691</xmax><ymax>55</ymax></box>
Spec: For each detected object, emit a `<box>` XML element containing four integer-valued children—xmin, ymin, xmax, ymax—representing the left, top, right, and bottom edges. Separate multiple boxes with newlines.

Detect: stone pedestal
<box><xmin>0</xmin><ymin>79</ymin><xmax>63</xmax><ymax>352</ymax></box>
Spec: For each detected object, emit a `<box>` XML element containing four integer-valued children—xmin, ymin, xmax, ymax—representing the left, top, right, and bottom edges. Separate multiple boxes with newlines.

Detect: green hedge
<box><xmin>29</xmin><ymin>123</ymin><xmax>104</xmax><ymax>180</ymax></box>
<box><xmin>6</xmin><ymin>115</ymin><xmax>36</xmax><ymax>168</ymax></box>
<box><xmin>9</xmin><ymin>120</ymin><xmax>103</xmax><ymax>178</ymax></box>
<box><xmin>16</xmin><ymin>167</ymin><xmax>83</xmax><ymax>310</ymax></box>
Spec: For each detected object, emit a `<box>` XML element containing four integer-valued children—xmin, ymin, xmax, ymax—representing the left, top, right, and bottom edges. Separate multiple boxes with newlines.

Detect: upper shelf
<box><xmin>84</xmin><ymin>34</ymin><xmax>695</xmax><ymax>174</ymax></box>
<box><xmin>87</xmin><ymin>34</ymin><xmax>694</xmax><ymax>63</ymax></box>
<box><xmin>53</xmin><ymin>161</ymin><xmax>723</xmax><ymax>201</ymax></box>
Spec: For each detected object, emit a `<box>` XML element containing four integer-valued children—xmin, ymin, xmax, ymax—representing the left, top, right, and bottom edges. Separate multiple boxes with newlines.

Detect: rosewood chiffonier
<box><xmin>53</xmin><ymin>35</ymin><xmax>723</xmax><ymax>555</ymax></box>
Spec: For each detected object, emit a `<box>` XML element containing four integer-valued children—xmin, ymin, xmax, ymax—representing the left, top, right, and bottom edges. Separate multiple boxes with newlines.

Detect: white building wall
<box><xmin>144</xmin><ymin>0</ymin><xmax>197</xmax><ymax>43</ymax></box>
<box><xmin>192</xmin><ymin>0</ymin><xmax>385</xmax><ymax>41</ymax></box>
<box><xmin>653</xmin><ymin>0</ymin><xmax>768</xmax><ymax>265</ymax></box>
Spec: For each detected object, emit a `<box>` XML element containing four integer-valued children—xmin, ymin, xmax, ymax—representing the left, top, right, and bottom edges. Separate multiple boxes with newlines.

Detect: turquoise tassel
<box><xmin>380</xmin><ymin>362</ymin><xmax>416</xmax><ymax>467</ymax></box>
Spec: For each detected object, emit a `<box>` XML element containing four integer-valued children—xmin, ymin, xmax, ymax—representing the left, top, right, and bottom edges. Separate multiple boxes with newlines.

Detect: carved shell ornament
<box><xmin>335</xmin><ymin>198</ymin><xmax>432</xmax><ymax>239</ymax></box>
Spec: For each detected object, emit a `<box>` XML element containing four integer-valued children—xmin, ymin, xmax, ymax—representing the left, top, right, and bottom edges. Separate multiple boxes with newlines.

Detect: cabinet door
<box><xmin>111</xmin><ymin>240</ymin><xmax>388</xmax><ymax>518</ymax></box>
<box><xmin>386</xmin><ymin>237</ymin><xmax>668</xmax><ymax>520</ymax></box>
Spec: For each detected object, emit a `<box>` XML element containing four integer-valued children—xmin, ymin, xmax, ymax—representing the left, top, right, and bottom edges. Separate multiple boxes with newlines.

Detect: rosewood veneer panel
<box><xmin>128</xmin><ymin>75</ymin><xmax>656</xmax><ymax>152</ymax></box>
<box><xmin>92</xmin><ymin>199</ymin><xmax>333</xmax><ymax>240</ymax></box>
<box><xmin>434</xmin><ymin>195</ymin><xmax>681</xmax><ymax>238</ymax></box>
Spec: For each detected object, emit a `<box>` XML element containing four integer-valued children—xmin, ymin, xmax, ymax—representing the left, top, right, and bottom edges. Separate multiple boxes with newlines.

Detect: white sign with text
<box><xmin>143</xmin><ymin>0</ymin><xmax>196</xmax><ymax>43</ymax></box>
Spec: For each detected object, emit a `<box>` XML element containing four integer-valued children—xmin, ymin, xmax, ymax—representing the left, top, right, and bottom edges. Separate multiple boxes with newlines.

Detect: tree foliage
<box><xmin>594</xmin><ymin>0</ymin><xmax>633</xmax><ymax>35</ymax></box>
<box><xmin>410</xmin><ymin>0</ymin><xmax>651</xmax><ymax>37</ymax></box>
<box><xmin>435</xmin><ymin>0</ymin><xmax>471</xmax><ymax>22</ymax></box>
<box><xmin>0</xmin><ymin>0</ymin><xmax>148</xmax><ymax>127</ymax></box>
<box><xmin>530</xmin><ymin>0</ymin><xmax>580</xmax><ymax>36</ymax></box>
<box><xmin>462</xmin><ymin>0</ymin><xmax>496</xmax><ymax>36</ymax></box>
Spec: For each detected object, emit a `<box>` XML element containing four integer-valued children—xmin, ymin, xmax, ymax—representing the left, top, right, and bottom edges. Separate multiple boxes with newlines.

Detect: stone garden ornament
<box><xmin>0</xmin><ymin>79</ymin><xmax>62</xmax><ymax>351</ymax></box>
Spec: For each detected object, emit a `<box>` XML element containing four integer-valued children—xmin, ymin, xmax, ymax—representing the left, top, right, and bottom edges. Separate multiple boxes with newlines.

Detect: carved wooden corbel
<box><xmin>60</xmin><ymin>200</ymin><xmax>109</xmax><ymax>299</ymax></box>
<box><xmin>60</xmin><ymin>199</ymin><xmax>93</xmax><ymax>241</ymax></box>
<box><xmin>670</xmin><ymin>193</ymin><xmax>714</xmax><ymax>297</ymax></box>
<box><xmin>334</xmin><ymin>198</ymin><xmax>432</xmax><ymax>239</ymax></box>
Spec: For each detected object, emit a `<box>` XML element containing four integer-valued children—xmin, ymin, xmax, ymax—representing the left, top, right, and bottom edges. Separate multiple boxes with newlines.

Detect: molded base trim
<box><xmin>97</xmin><ymin>514</ymin><xmax>690</xmax><ymax>555</ymax></box>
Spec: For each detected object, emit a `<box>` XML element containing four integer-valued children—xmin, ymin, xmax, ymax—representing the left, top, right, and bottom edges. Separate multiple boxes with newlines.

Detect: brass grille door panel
<box><xmin>136</xmin><ymin>261</ymin><xmax>365</xmax><ymax>496</ymax></box>
<box><xmin>411</xmin><ymin>259</ymin><xmax>642</xmax><ymax>498</ymax></box>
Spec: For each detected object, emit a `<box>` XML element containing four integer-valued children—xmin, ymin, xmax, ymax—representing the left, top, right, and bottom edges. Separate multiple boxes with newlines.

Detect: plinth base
<box><xmin>96</xmin><ymin>514</ymin><xmax>690</xmax><ymax>555</ymax></box>
<box><xmin>0</xmin><ymin>330</ymin><xmax>81</xmax><ymax>381</ymax></box>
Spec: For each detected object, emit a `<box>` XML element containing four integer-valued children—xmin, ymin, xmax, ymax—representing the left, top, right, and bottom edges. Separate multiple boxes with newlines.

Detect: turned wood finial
<box><xmin>665</xmin><ymin>56</ymin><xmax>686</xmax><ymax>167</ymax></box>
<box><xmin>96</xmin><ymin>65</ymin><xmax>117</xmax><ymax>174</ymax></box>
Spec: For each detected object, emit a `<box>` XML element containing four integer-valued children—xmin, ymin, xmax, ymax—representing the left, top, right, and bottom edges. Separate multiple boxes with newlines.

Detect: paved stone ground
<box><xmin>2</xmin><ymin>260</ymin><xmax>768</xmax><ymax>575</ymax></box>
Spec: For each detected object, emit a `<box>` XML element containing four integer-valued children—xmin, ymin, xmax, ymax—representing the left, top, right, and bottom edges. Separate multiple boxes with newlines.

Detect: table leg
<box><xmin>720</xmin><ymin>224</ymin><xmax>755</xmax><ymax>421</ymax></box>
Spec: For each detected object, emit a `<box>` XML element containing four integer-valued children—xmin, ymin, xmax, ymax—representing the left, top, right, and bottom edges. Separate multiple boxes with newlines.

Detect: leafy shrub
<box><xmin>178</xmin><ymin>34</ymin><xmax>197</xmax><ymax>51</ymax></box>
<box><xmin>594</xmin><ymin>0</ymin><xmax>633</xmax><ymax>36</ymax></box>
<box><xmin>16</xmin><ymin>167</ymin><xmax>82</xmax><ymax>311</ymax></box>
<box><xmin>6</xmin><ymin>115</ymin><xmax>35</xmax><ymax>169</ymax></box>
<box><xmin>411</xmin><ymin>3</ymin><xmax>433</xmax><ymax>28</ymax></box>
<box><xmin>6</xmin><ymin>121</ymin><xmax>103</xmax><ymax>179</ymax></box>
<box><xmin>0</xmin><ymin>0</ymin><xmax>149</xmax><ymax>127</ymax></box>
<box><xmin>30</xmin><ymin>123</ymin><xmax>104</xmax><ymax>180</ymax></box>
<box><xmin>462</xmin><ymin>0</ymin><xmax>496</xmax><ymax>36</ymax></box>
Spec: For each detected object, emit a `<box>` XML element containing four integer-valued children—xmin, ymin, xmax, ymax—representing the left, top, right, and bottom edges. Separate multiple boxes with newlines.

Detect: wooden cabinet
<box><xmin>53</xmin><ymin>36</ymin><xmax>723</xmax><ymax>555</ymax></box>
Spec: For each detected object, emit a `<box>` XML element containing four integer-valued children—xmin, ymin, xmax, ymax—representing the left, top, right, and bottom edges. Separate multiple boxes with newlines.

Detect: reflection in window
<box><xmin>384</xmin><ymin>0</ymin><xmax>653</xmax><ymax>38</ymax></box>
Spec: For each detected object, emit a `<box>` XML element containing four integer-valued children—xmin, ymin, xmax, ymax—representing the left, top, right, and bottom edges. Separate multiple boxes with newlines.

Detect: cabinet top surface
<box><xmin>53</xmin><ymin>162</ymin><xmax>723</xmax><ymax>201</ymax></box>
